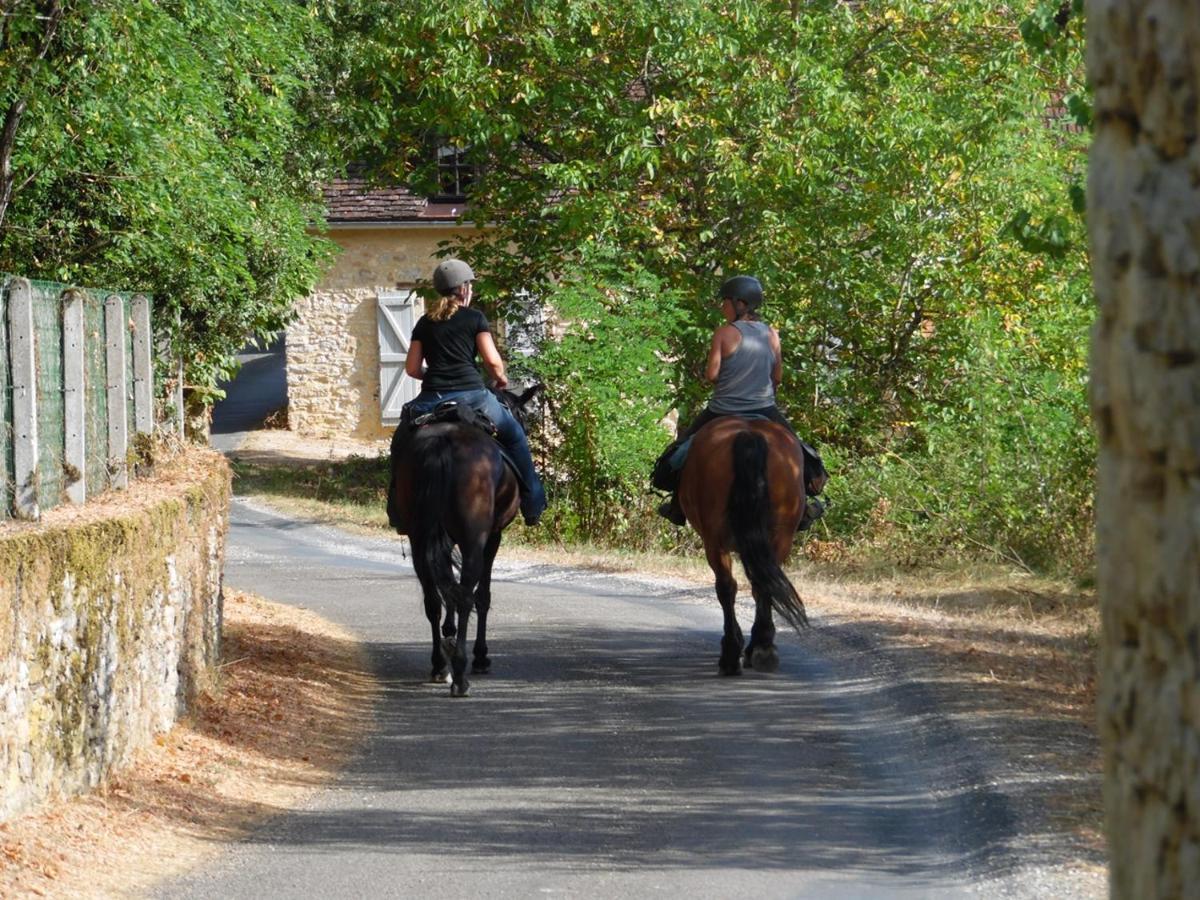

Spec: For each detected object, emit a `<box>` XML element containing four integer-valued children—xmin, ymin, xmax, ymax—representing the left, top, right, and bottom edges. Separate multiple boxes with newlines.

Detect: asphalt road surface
<box><xmin>150</xmin><ymin>497</ymin><xmax>1046</xmax><ymax>899</ymax></box>
<box><xmin>210</xmin><ymin>336</ymin><xmax>286</xmax><ymax>453</ymax></box>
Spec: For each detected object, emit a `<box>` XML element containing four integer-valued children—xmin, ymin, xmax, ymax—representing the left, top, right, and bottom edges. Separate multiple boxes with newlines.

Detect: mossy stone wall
<box><xmin>0</xmin><ymin>450</ymin><xmax>230</xmax><ymax>822</ymax></box>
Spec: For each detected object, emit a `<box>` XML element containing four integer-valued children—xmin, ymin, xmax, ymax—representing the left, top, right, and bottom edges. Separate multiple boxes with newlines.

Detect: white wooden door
<box><xmin>377</xmin><ymin>290</ymin><xmax>422</xmax><ymax>426</ymax></box>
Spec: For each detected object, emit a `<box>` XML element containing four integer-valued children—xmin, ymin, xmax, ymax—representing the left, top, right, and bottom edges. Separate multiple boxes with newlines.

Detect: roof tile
<box><xmin>323</xmin><ymin>172</ymin><xmax>466</xmax><ymax>223</ymax></box>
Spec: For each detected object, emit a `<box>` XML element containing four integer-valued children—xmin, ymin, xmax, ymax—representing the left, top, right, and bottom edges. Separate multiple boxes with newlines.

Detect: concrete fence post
<box><xmin>105</xmin><ymin>294</ymin><xmax>128</xmax><ymax>489</ymax></box>
<box><xmin>132</xmin><ymin>294</ymin><xmax>153</xmax><ymax>435</ymax></box>
<box><xmin>62</xmin><ymin>289</ymin><xmax>87</xmax><ymax>504</ymax></box>
<box><xmin>8</xmin><ymin>278</ymin><xmax>39</xmax><ymax>520</ymax></box>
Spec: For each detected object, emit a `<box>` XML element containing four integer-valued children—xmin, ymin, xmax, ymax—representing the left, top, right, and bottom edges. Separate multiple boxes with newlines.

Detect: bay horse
<box><xmin>387</xmin><ymin>386</ymin><xmax>541</xmax><ymax>697</ymax></box>
<box><xmin>677</xmin><ymin>417</ymin><xmax>809</xmax><ymax>675</ymax></box>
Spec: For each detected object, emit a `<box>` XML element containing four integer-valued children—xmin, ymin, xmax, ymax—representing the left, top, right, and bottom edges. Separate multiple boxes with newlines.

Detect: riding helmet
<box><xmin>719</xmin><ymin>275</ymin><xmax>763</xmax><ymax>310</ymax></box>
<box><xmin>432</xmin><ymin>258</ymin><xmax>475</xmax><ymax>295</ymax></box>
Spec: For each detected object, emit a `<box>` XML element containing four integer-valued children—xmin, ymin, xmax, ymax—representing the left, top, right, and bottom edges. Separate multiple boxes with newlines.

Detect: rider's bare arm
<box><xmin>704</xmin><ymin>325</ymin><xmax>742</xmax><ymax>383</ymax></box>
<box><xmin>477</xmin><ymin>331</ymin><xmax>508</xmax><ymax>389</ymax></box>
<box><xmin>769</xmin><ymin>327</ymin><xmax>783</xmax><ymax>389</ymax></box>
<box><xmin>405</xmin><ymin>339</ymin><xmax>425</xmax><ymax>380</ymax></box>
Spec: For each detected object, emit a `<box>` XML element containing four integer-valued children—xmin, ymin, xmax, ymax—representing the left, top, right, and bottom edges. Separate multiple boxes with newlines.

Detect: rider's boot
<box><xmin>797</xmin><ymin>495</ymin><xmax>827</xmax><ymax>532</ymax></box>
<box><xmin>657</xmin><ymin>492</ymin><xmax>686</xmax><ymax>526</ymax></box>
<box><xmin>651</xmin><ymin>442</ymin><xmax>682</xmax><ymax>492</ymax></box>
<box><xmin>520</xmin><ymin>490</ymin><xmax>545</xmax><ymax>527</ymax></box>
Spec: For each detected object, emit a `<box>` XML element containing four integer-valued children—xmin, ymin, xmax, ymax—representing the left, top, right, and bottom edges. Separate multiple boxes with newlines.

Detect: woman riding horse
<box><xmin>387</xmin><ymin>258</ymin><xmax>546</xmax><ymax>696</ymax></box>
<box><xmin>400</xmin><ymin>258</ymin><xmax>545</xmax><ymax>526</ymax></box>
<box><xmin>657</xmin><ymin>275</ymin><xmax>817</xmax><ymax>674</ymax></box>
<box><xmin>653</xmin><ymin>275</ymin><xmax>826</xmax><ymax>527</ymax></box>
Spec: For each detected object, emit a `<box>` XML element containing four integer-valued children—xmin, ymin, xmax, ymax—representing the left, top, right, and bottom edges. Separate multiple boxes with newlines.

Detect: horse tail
<box><xmin>728</xmin><ymin>430</ymin><xmax>808</xmax><ymax>631</ymax></box>
<box><xmin>413</xmin><ymin>433</ymin><xmax>458</xmax><ymax>610</ymax></box>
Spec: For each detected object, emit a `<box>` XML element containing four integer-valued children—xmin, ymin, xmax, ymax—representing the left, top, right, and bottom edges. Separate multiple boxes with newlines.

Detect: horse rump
<box><xmin>727</xmin><ymin>430</ymin><xmax>808</xmax><ymax>631</ymax></box>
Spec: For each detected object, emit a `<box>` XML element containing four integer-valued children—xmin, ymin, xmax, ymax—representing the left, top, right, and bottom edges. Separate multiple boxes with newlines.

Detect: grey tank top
<box><xmin>708</xmin><ymin>320</ymin><xmax>776</xmax><ymax>413</ymax></box>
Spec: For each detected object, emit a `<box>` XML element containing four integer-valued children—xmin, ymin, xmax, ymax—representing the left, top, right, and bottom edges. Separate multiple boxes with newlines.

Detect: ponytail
<box><xmin>427</xmin><ymin>294</ymin><xmax>462</xmax><ymax>322</ymax></box>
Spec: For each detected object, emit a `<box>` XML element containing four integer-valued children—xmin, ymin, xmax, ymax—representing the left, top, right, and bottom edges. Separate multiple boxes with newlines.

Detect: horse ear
<box><xmin>518</xmin><ymin>383</ymin><xmax>544</xmax><ymax>406</ymax></box>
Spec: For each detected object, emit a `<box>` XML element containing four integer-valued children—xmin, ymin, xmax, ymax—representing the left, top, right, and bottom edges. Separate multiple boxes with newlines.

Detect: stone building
<box><xmin>285</xmin><ymin>171</ymin><xmax>476</xmax><ymax>440</ymax></box>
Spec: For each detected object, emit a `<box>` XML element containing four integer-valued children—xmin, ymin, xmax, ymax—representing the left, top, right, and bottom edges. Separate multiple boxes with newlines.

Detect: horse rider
<box><xmin>652</xmin><ymin>274</ymin><xmax>827</xmax><ymax>527</ymax></box>
<box><xmin>400</xmin><ymin>258</ymin><xmax>547</xmax><ymax>526</ymax></box>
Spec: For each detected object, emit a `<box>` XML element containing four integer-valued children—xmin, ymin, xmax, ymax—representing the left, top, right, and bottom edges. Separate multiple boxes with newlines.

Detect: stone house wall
<box><xmin>286</xmin><ymin>226</ymin><xmax>469</xmax><ymax>440</ymax></box>
<box><xmin>0</xmin><ymin>449</ymin><xmax>230</xmax><ymax>823</ymax></box>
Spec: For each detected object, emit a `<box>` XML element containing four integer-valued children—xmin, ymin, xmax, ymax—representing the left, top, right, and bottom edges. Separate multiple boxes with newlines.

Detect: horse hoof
<box><xmin>449</xmin><ymin>681</ymin><xmax>470</xmax><ymax>698</ymax></box>
<box><xmin>719</xmin><ymin>659</ymin><xmax>743</xmax><ymax>677</ymax></box>
<box><xmin>430</xmin><ymin>668</ymin><xmax>450</xmax><ymax>683</ymax></box>
<box><xmin>751</xmin><ymin>646</ymin><xmax>780</xmax><ymax>673</ymax></box>
<box><xmin>471</xmin><ymin>658</ymin><xmax>491</xmax><ymax>674</ymax></box>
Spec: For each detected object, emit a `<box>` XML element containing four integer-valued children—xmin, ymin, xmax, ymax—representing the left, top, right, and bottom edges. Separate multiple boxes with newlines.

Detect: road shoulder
<box><xmin>0</xmin><ymin>590</ymin><xmax>377</xmax><ymax>899</ymax></box>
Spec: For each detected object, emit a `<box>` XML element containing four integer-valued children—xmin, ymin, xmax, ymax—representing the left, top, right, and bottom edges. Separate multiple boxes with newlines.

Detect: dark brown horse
<box><xmin>677</xmin><ymin>417</ymin><xmax>809</xmax><ymax>675</ymax></box>
<box><xmin>387</xmin><ymin>386</ymin><xmax>540</xmax><ymax>697</ymax></box>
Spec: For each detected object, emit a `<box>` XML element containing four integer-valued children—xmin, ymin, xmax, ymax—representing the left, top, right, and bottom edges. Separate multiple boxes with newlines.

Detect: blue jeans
<box><xmin>406</xmin><ymin>388</ymin><xmax>547</xmax><ymax>520</ymax></box>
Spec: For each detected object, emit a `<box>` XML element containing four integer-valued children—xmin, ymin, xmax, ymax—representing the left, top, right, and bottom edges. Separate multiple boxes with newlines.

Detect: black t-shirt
<box><xmin>411</xmin><ymin>306</ymin><xmax>490</xmax><ymax>392</ymax></box>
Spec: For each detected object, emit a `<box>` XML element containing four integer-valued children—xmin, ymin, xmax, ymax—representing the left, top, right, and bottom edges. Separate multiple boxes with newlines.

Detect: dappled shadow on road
<box><xmin>217</xmin><ymin>614</ymin><xmax>1021</xmax><ymax>882</ymax></box>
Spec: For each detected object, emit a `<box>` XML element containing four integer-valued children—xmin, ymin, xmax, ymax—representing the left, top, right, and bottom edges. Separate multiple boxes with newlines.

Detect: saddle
<box><xmin>394</xmin><ymin>399</ymin><xmax>528</xmax><ymax>493</ymax></box>
<box><xmin>401</xmin><ymin>399</ymin><xmax>497</xmax><ymax>437</ymax></box>
<box><xmin>651</xmin><ymin>418</ymin><xmax>828</xmax><ymax>498</ymax></box>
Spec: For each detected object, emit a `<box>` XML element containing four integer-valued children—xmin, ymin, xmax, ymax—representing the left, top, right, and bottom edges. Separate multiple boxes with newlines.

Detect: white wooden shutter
<box><xmin>377</xmin><ymin>290</ymin><xmax>422</xmax><ymax>426</ymax></box>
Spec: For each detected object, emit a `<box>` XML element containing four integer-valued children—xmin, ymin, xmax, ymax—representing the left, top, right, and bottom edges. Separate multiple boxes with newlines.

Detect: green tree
<box><xmin>336</xmin><ymin>1</ymin><xmax>1095</xmax><ymax>568</ymax></box>
<box><xmin>0</xmin><ymin>0</ymin><xmax>338</xmax><ymax>394</ymax></box>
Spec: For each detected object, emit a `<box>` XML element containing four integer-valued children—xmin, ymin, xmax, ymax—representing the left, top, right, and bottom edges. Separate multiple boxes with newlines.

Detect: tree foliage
<box><xmin>336</xmin><ymin>1</ymin><xmax>1093</xmax><ymax>571</ymax></box>
<box><xmin>0</xmin><ymin>1</ymin><xmax>1096</xmax><ymax>571</ymax></box>
<box><xmin>0</xmin><ymin>0</ymin><xmax>338</xmax><ymax>393</ymax></box>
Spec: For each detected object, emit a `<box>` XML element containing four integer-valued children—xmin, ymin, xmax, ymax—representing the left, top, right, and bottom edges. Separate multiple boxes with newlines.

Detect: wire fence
<box><xmin>1</xmin><ymin>275</ymin><xmax>183</xmax><ymax>522</ymax></box>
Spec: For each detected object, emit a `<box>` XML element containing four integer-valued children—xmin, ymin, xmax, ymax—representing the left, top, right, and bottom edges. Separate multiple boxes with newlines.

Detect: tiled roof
<box><xmin>323</xmin><ymin>172</ymin><xmax>468</xmax><ymax>224</ymax></box>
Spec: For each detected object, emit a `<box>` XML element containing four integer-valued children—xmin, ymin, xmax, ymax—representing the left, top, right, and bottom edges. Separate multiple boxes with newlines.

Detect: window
<box><xmin>433</xmin><ymin>144</ymin><xmax>476</xmax><ymax>201</ymax></box>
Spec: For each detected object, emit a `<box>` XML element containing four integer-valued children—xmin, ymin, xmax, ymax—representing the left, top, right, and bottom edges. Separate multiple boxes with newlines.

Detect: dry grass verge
<box><xmin>0</xmin><ymin>590</ymin><xmax>376</xmax><ymax>898</ymax></box>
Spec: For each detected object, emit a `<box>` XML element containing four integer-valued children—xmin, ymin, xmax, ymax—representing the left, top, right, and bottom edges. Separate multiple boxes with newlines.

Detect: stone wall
<box><xmin>287</xmin><ymin>226</ymin><xmax>468</xmax><ymax>440</ymax></box>
<box><xmin>0</xmin><ymin>449</ymin><xmax>231</xmax><ymax>823</ymax></box>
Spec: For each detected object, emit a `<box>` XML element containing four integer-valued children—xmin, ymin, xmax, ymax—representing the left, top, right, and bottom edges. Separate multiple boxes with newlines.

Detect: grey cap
<box><xmin>432</xmin><ymin>258</ymin><xmax>475</xmax><ymax>294</ymax></box>
<box><xmin>719</xmin><ymin>275</ymin><xmax>763</xmax><ymax>309</ymax></box>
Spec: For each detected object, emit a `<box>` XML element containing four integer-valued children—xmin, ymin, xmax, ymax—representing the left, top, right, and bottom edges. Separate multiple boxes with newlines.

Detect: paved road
<box><xmin>210</xmin><ymin>336</ymin><xmax>286</xmax><ymax>452</ymax></box>
<box><xmin>153</xmin><ymin>498</ymin><xmax>1025</xmax><ymax>899</ymax></box>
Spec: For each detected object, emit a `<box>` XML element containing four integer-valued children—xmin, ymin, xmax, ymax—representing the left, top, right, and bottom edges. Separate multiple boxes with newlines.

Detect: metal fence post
<box><xmin>62</xmin><ymin>289</ymin><xmax>86</xmax><ymax>504</ymax></box>
<box><xmin>105</xmin><ymin>294</ymin><xmax>128</xmax><ymax>489</ymax></box>
<box><xmin>9</xmin><ymin>278</ymin><xmax>39</xmax><ymax>519</ymax></box>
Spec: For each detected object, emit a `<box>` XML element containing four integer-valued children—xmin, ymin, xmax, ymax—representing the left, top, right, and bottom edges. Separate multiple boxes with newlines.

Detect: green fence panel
<box><xmin>30</xmin><ymin>279</ymin><xmax>64</xmax><ymax>508</ymax></box>
<box><xmin>0</xmin><ymin>275</ymin><xmax>156</xmax><ymax>516</ymax></box>
<box><xmin>0</xmin><ymin>277</ymin><xmax>11</xmax><ymax>520</ymax></box>
<box><xmin>84</xmin><ymin>291</ymin><xmax>109</xmax><ymax>495</ymax></box>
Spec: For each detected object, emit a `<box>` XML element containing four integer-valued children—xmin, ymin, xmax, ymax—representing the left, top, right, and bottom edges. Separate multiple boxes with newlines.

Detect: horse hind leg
<box><xmin>412</xmin><ymin>545</ymin><xmax>450</xmax><ymax>682</ymax></box>
<box><xmin>708</xmin><ymin>547</ymin><xmax>743</xmax><ymax>676</ymax></box>
<box><xmin>448</xmin><ymin>534</ymin><xmax>492</xmax><ymax>697</ymax></box>
<box><xmin>445</xmin><ymin>589</ymin><xmax>473</xmax><ymax>697</ymax></box>
<box><xmin>746</xmin><ymin>595</ymin><xmax>780</xmax><ymax>673</ymax></box>
<box><xmin>470</xmin><ymin>531</ymin><xmax>502</xmax><ymax>675</ymax></box>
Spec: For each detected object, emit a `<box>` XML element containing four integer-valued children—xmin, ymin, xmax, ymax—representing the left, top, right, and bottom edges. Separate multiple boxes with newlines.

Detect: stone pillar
<box><xmin>1087</xmin><ymin>2</ymin><xmax>1200</xmax><ymax>896</ymax></box>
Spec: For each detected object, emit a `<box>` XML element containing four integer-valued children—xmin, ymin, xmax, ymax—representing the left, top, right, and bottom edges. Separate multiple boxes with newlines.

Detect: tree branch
<box><xmin>0</xmin><ymin>0</ymin><xmax>64</xmax><ymax>231</ymax></box>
